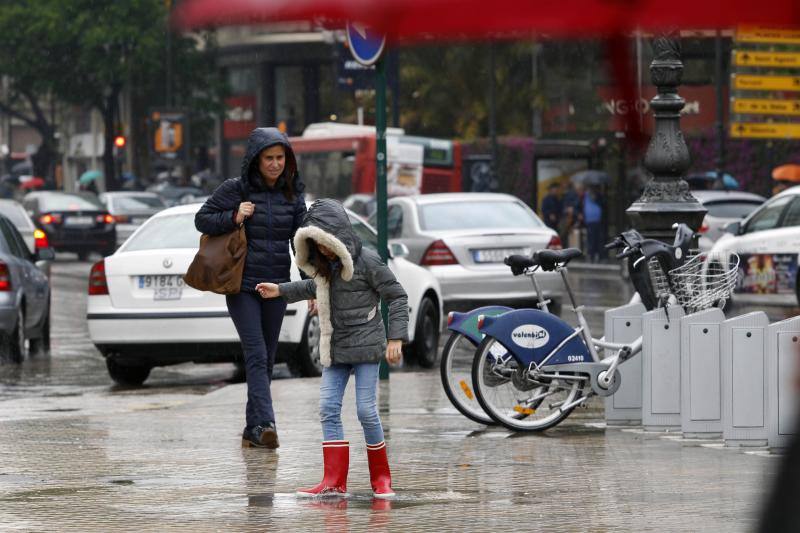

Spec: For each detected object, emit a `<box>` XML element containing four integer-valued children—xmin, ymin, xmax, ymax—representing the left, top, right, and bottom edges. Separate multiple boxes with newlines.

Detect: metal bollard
<box><xmin>767</xmin><ymin>317</ymin><xmax>800</xmax><ymax>449</ymax></box>
<box><xmin>680</xmin><ymin>308</ymin><xmax>725</xmax><ymax>438</ymax></box>
<box><xmin>604</xmin><ymin>302</ymin><xmax>646</xmax><ymax>425</ymax></box>
<box><xmin>721</xmin><ymin>311</ymin><xmax>769</xmax><ymax>447</ymax></box>
<box><xmin>642</xmin><ymin>306</ymin><xmax>685</xmax><ymax>431</ymax></box>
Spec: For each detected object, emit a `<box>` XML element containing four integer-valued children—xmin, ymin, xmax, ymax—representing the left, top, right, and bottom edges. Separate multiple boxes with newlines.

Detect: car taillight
<box><xmin>96</xmin><ymin>214</ymin><xmax>115</xmax><ymax>224</ymax></box>
<box><xmin>88</xmin><ymin>259</ymin><xmax>109</xmax><ymax>295</ymax></box>
<box><xmin>40</xmin><ymin>213</ymin><xmax>62</xmax><ymax>225</ymax></box>
<box><xmin>699</xmin><ymin>221</ymin><xmax>709</xmax><ymax>233</ymax></box>
<box><xmin>421</xmin><ymin>240</ymin><xmax>458</xmax><ymax>266</ymax></box>
<box><xmin>33</xmin><ymin>229</ymin><xmax>49</xmax><ymax>250</ymax></box>
<box><xmin>0</xmin><ymin>262</ymin><xmax>10</xmax><ymax>291</ymax></box>
<box><xmin>114</xmin><ymin>214</ymin><xmax>130</xmax><ymax>223</ymax></box>
<box><xmin>447</xmin><ymin>312</ymin><xmax>455</xmax><ymax>326</ymax></box>
<box><xmin>547</xmin><ymin>235</ymin><xmax>562</xmax><ymax>250</ymax></box>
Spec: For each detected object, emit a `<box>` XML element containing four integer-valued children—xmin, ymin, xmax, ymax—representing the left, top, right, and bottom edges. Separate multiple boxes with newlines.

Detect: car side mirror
<box><xmin>724</xmin><ymin>221</ymin><xmax>741</xmax><ymax>235</ymax></box>
<box><xmin>35</xmin><ymin>247</ymin><xmax>55</xmax><ymax>262</ymax></box>
<box><xmin>388</xmin><ymin>242</ymin><xmax>409</xmax><ymax>259</ymax></box>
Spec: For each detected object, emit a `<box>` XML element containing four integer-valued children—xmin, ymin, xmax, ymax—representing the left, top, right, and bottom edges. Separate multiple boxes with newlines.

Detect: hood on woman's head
<box><xmin>240</xmin><ymin>127</ymin><xmax>304</xmax><ymax>194</ymax></box>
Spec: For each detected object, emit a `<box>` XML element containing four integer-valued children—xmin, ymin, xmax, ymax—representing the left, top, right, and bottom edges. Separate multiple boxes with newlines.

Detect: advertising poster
<box><xmin>386</xmin><ymin>139</ymin><xmax>424</xmax><ymax>196</ymax></box>
<box><xmin>735</xmin><ymin>253</ymin><xmax>799</xmax><ymax>294</ymax></box>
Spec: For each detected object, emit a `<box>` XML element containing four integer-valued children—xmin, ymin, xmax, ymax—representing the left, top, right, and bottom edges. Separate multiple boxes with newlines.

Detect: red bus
<box><xmin>289</xmin><ymin>123</ymin><xmax>462</xmax><ymax>200</ymax></box>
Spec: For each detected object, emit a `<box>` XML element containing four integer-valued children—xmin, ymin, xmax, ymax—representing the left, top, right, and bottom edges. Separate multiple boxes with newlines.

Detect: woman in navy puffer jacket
<box><xmin>195</xmin><ymin>127</ymin><xmax>306</xmax><ymax>449</ymax></box>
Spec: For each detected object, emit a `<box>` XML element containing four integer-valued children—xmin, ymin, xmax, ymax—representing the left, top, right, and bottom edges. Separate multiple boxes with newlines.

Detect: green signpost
<box><xmin>346</xmin><ymin>22</ymin><xmax>390</xmax><ymax>379</ymax></box>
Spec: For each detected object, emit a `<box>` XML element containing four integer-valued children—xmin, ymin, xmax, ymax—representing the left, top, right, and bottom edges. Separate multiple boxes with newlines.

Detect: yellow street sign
<box><xmin>736</xmin><ymin>27</ymin><xmax>800</xmax><ymax>45</ymax></box>
<box><xmin>730</xmin><ymin>122</ymin><xmax>800</xmax><ymax>139</ymax></box>
<box><xmin>733</xmin><ymin>75</ymin><xmax>800</xmax><ymax>92</ymax></box>
<box><xmin>732</xmin><ymin>98</ymin><xmax>800</xmax><ymax>116</ymax></box>
<box><xmin>733</xmin><ymin>50</ymin><xmax>800</xmax><ymax>69</ymax></box>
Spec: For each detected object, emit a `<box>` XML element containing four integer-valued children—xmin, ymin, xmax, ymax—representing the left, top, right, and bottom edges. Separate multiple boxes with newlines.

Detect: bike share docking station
<box><xmin>604</xmin><ymin>303</ymin><xmax>800</xmax><ymax>449</ymax></box>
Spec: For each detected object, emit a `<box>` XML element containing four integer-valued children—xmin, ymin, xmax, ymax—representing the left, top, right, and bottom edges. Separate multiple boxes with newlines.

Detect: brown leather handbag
<box><xmin>184</xmin><ymin>183</ymin><xmax>248</xmax><ymax>295</ymax></box>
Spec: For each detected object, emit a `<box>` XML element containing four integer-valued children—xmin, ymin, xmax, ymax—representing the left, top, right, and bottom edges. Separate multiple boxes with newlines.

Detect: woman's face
<box><xmin>317</xmin><ymin>243</ymin><xmax>337</xmax><ymax>260</ymax></box>
<box><xmin>258</xmin><ymin>145</ymin><xmax>286</xmax><ymax>186</ymax></box>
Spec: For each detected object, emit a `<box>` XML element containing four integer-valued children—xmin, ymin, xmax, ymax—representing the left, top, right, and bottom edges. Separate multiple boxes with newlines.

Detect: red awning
<box><xmin>174</xmin><ymin>0</ymin><xmax>800</xmax><ymax>41</ymax></box>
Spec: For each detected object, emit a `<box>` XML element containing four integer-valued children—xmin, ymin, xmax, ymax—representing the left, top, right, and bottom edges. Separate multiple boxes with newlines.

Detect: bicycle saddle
<box><xmin>534</xmin><ymin>248</ymin><xmax>583</xmax><ymax>271</ymax></box>
<box><xmin>504</xmin><ymin>254</ymin><xmax>537</xmax><ymax>276</ymax></box>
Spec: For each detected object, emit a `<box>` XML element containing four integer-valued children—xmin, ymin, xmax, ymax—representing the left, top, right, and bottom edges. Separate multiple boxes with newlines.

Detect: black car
<box><xmin>23</xmin><ymin>192</ymin><xmax>116</xmax><ymax>260</ymax></box>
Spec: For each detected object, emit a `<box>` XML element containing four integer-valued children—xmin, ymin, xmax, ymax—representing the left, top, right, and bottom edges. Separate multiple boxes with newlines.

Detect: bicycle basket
<box><xmin>649</xmin><ymin>251</ymin><xmax>739</xmax><ymax>313</ymax></box>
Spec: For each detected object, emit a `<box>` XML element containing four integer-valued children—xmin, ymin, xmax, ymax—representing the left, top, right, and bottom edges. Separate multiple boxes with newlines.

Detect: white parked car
<box><xmin>87</xmin><ymin>203</ymin><xmax>443</xmax><ymax>386</ymax></box>
<box><xmin>369</xmin><ymin>193</ymin><xmax>564</xmax><ymax>308</ymax></box>
<box><xmin>98</xmin><ymin>191</ymin><xmax>167</xmax><ymax>248</ymax></box>
<box><xmin>692</xmin><ymin>190</ymin><xmax>765</xmax><ymax>251</ymax></box>
<box><xmin>709</xmin><ymin>186</ymin><xmax>800</xmax><ymax>306</ymax></box>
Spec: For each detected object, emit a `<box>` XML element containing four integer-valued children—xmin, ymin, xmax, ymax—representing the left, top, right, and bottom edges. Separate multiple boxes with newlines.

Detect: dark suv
<box><xmin>23</xmin><ymin>192</ymin><xmax>116</xmax><ymax>260</ymax></box>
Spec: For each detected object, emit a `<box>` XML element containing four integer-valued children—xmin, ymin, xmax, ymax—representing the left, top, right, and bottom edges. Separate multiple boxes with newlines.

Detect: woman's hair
<box><xmin>306</xmin><ymin>238</ymin><xmax>332</xmax><ymax>280</ymax></box>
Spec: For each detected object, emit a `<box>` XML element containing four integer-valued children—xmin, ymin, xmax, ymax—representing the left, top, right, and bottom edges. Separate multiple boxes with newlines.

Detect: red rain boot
<box><xmin>366</xmin><ymin>441</ymin><xmax>395</xmax><ymax>498</ymax></box>
<box><xmin>296</xmin><ymin>440</ymin><xmax>349</xmax><ymax>497</ymax></box>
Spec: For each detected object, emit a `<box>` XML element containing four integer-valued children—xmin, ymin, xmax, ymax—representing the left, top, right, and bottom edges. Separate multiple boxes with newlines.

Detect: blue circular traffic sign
<box><xmin>346</xmin><ymin>22</ymin><xmax>386</xmax><ymax>66</ymax></box>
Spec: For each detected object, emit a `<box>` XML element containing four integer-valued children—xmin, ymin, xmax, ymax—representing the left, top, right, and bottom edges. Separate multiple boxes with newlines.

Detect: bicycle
<box><xmin>468</xmin><ymin>224</ymin><xmax>737</xmax><ymax>432</ymax></box>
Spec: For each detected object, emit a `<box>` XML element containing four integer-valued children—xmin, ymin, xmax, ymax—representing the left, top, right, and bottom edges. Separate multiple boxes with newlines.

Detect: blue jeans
<box><xmin>320</xmin><ymin>363</ymin><xmax>384</xmax><ymax>445</ymax></box>
<box><xmin>226</xmin><ymin>291</ymin><xmax>287</xmax><ymax>428</ymax></box>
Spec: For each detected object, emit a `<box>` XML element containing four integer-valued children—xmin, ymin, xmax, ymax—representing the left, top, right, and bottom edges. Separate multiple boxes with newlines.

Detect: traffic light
<box><xmin>114</xmin><ymin>135</ymin><xmax>127</xmax><ymax>149</ymax></box>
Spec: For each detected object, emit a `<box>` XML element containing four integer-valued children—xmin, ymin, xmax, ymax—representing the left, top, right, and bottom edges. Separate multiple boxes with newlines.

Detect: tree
<box><xmin>0</xmin><ymin>0</ymin><xmax>225</xmax><ymax>190</ymax></box>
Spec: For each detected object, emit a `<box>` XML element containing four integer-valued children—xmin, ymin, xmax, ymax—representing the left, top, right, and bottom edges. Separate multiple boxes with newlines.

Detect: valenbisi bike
<box><xmin>469</xmin><ymin>224</ymin><xmax>738</xmax><ymax>432</ymax></box>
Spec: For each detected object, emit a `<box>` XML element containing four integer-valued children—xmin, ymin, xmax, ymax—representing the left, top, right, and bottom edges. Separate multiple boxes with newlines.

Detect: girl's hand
<box><xmin>386</xmin><ymin>339</ymin><xmax>403</xmax><ymax>365</ymax></box>
<box><xmin>256</xmin><ymin>282</ymin><xmax>280</xmax><ymax>299</ymax></box>
<box><xmin>308</xmin><ymin>299</ymin><xmax>318</xmax><ymax>316</ymax></box>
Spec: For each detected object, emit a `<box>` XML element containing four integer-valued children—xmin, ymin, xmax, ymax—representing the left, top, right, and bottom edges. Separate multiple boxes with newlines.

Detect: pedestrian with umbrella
<box><xmin>79</xmin><ymin>170</ymin><xmax>102</xmax><ymax>195</ymax></box>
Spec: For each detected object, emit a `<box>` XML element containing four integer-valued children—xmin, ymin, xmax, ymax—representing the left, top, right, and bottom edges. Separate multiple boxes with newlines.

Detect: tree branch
<box><xmin>0</xmin><ymin>99</ymin><xmax>37</xmax><ymax>129</ymax></box>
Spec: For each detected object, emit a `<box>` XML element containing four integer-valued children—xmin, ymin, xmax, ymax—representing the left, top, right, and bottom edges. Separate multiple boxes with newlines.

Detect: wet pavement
<box><xmin>0</xmin><ymin>371</ymin><xmax>778</xmax><ymax>532</ymax></box>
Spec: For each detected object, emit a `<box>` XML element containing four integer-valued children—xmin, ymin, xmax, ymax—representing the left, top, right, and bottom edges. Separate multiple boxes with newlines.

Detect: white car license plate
<box><xmin>64</xmin><ymin>216</ymin><xmax>93</xmax><ymax>226</ymax></box>
<box><xmin>472</xmin><ymin>248</ymin><xmax>530</xmax><ymax>264</ymax></box>
<box><xmin>138</xmin><ymin>275</ymin><xmax>184</xmax><ymax>300</ymax></box>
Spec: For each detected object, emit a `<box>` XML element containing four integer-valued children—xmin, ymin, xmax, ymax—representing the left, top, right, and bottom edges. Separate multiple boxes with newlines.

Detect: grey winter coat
<box><xmin>278</xmin><ymin>199</ymin><xmax>408</xmax><ymax>366</ymax></box>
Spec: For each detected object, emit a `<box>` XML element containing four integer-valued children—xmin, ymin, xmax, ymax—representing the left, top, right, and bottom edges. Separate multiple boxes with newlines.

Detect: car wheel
<box><xmin>231</xmin><ymin>360</ymin><xmax>246</xmax><ymax>383</ymax></box>
<box><xmin>106</xmin><ymin>357</ymin><xmax>151</xmax><ymax>386</ymax></box>
<box><xmin>29</xmin><ymin>305</ymin><xmax>50</xmax><ymax>356</ymax></box>
<box><xmin>289</xmin><ymin>314</ymin><xmax>323</xmax><ymax>377</ymax></box>
<box><xmin>407</xmin><ymin>296</ymin><xmax>440</xmax><ymax>368</ymax></box>
<box><xmin>2</xmin><ymin>307</ymin><xmax>26</xmax><ymax>364</ymax></box>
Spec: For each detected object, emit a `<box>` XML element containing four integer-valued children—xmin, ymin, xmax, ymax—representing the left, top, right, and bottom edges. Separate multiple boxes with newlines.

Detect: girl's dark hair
<box><xmin>306</xmin><ymin>238</ymin><xmax>332</xmax><ymax>280</ymax></box>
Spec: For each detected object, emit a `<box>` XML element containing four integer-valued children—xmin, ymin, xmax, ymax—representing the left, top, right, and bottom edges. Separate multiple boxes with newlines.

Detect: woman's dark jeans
<box><xmin>226</xmin><ymin>291</ymin><xmax>287</xmax><ymax>428</ymax></box>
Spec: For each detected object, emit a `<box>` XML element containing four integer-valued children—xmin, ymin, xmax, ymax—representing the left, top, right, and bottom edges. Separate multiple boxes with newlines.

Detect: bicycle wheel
<box><xmin>472</xmin><ymin>336</ymin><xmax>583</xmax><ymax>432</ymax></box>
<box><xmin>440</xmin><ymin>332</ymin><xmax>495</xmax><ymax>425</ymax></box>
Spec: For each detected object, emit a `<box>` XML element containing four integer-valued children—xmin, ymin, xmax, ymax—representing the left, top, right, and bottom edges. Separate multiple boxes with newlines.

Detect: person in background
<box><xmin>583</xmin><ymin>184</ymin><xmax>606</xmax><ymax>263</ymax></box>
<box><xmin>560</xmin><ymin>181</ymin><xmax>582</xmax><ymax>249</ymax></box>
<box><xmin>540</xmin><ymin>182</ymin><xmax>562</xmax><ymax>231</ymax></box>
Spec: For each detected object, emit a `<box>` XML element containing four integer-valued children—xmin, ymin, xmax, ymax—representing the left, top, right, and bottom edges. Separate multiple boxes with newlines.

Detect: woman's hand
<box><xmin>256</xmin><ymin>282</ymin><xmax>280</xmax><ymax>299</ymax></box>
<box><xmin>235</xmin><ymin>201</ymin><xmax>255</xmax><ymax>225</ymax></box>
<box><xmin>386</xmin><ymin>339</ymin><xmax>403</xmax><ymax>365</ymax></box>
<box><xmin>308</xmin><ymin>299</ymin><xmax>318</xmax><ymax>316</ymax></box>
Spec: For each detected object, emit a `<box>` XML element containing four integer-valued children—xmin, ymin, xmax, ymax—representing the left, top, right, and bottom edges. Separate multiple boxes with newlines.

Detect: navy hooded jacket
<box><xmin>195</xmin><ymin>127</ymin><xmax>307</xmax><ymax>292</ymax></box>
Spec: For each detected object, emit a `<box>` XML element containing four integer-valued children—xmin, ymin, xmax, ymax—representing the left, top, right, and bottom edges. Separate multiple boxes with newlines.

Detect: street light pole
<box><xmin>626</xmin><ymin>33</ymin><xmax>706</xmax><ymax>241</ymax></box>
<box><xmin>376</xmin><ymin>57</ymin><xmax>390</xmax><ymax>380</ymax></box>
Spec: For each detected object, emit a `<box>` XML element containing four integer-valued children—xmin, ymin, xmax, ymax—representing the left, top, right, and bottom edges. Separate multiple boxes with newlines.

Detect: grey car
<box><xmin>0</xmin><ymin>199</ymin><xmax>38</xmax><ymax>254</ymax></box>
<box><xmin>693</xmin><ymin>190</ymin><xmax>766</xmax><ymax>251</ymax></box>
<box><xmin>369</xmin><ymin>193</ymin><xmax>564</xmax><ymax>307</ymax></box>
<box><xmin>0</xmin><ymin>213</ymin><xmax>53</xmax><ymax>363</ymax></box>
<box><xmin>98</xmin><ymin>191</ymin><xmax>167</xmax><ymax>247</ymax></box>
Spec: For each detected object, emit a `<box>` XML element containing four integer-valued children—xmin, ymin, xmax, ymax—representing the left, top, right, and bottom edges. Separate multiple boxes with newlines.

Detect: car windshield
<box><xmin>40</xmin><ymin>194</ymin><xmax>102</xmax><ymax>211</ymax></box>
<box><xmin>112</xmin><ymin>195</ymin><xmax>167</xmax><ymax>212</ymax></box>
<box><xmin>704</xmin><ymin>201</ymin><xmax>763</xmax><ymax>219</ymax></box>
<box><xmin>0</xmin><ymin>204</ymin><xmax>33</xmax><ymax>229</ymax></box>
<box><xmin>418</xmin><ymin>200</ymin><xmax>544</xmax><ymax>231</ymax></box>
<box><xmin>122</xmin><ymin>213</ymin><xmax>200</xmax><ymax>251</ymax></box>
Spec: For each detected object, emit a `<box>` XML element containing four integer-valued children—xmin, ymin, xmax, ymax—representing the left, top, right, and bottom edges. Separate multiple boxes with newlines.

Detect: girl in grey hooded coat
<box><xmin>256</xmin><ymin>198</ymin><xmax>407</xmax><ymax>498</ymax></box>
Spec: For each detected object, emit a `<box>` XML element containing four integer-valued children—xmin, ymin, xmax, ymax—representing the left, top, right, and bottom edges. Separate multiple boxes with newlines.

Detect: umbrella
<box><xmin>686</xmin><ymin>171</ymin><xmax>739</xmax><ymax>190</ymax></box>
<box><xmin>19</xmin><ymin>177</ymin><xmax>45</xmax><ymax>190</ymax></box>
<box><xmin>79</xmin><ymin>170</ymin><xmax>102</xmax><ymax>185</ymax></box>
<box><xmin>570</xmin><ymin>170</ymin><xmax>609</xmax><ymax>186</ymax></box>
<box><xmin>772</xmin><ymin>164</ymin><xmax>800</xmax><ymax>183</ymax></box>
<box><xmin>174</xmin><ymin>0</ymin><xmax>800</xmax><ymax>40</ymax></box>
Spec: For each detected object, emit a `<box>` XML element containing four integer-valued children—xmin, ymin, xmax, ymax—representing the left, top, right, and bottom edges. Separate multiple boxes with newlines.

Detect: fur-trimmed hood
<box><xmin>293</xmin><ymin>199</ymin><xmax>362</xmax><ymax>281</ymax></box>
